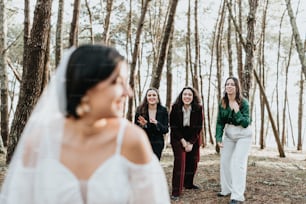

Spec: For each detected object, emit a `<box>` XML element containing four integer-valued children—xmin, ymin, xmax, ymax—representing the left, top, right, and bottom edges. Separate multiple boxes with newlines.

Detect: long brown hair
<box><xmin>137</xmin><ymin>87</ymin><xmax>162</xmax><ymax>115</ymax></box>
<box><xmin>221</xmin><ymin>76</ymin><xmax>242</xmax><ymax>109</ymax></box>
<box><xmin>172</xmin><ymin>86</ymin><xmax>202</xmax><ymax>110</ymax></box>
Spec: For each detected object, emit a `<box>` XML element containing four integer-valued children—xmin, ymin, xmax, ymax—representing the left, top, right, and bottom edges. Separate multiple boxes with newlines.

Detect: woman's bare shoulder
<box><xmin>121</xmin><ymin>120</ymin><xmax>153</xmax><ymax>164</ymax></box>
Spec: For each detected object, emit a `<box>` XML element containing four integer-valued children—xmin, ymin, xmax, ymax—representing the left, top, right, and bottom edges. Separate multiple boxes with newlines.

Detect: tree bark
<box><xmin>69</xmin><ymin>0</ymin><xmax>81</xmax><ymax>47</ymax></box>
<box><xmin>150</xmin><ymin>0</ymin><xmax>178</xmax><ymax>89</ymax></box>
<box><xmin>6</xmin><ymin>0</ymin><xmax>52</xmax><ymax>163</ymax></box>
<box><xmin>227</xmin><ymin>0</ymin><xmax>233</xmax><ymax>76</ymax></box>
<box><xmin>297</xmin><ymin>70</ymin><xmax>304</xmax><ymax>150</ymax></box>
<box><xmin>254</xmin><ymin>69</ymin><xmax>285</xmax><ymax>157</ymax></box>
<box><xmin>166</xmin><ymin>23</ymin><xmax>174</xmax><ymax>111</ymax></box>
<box><xmin>101</xmin><ymin>0</ymin><xmax>113</xmax><ymax>45</ymax></box>
<box><xmin>193</xmin><ymin>0</ymin><xmax>200</xmax><ymax>91</ymax></box>
<box><xmin>55</xmin><ymin>0</ymin><xmax>64</xmax><ymax>67</ymax></box>
<box><xmin>216</xmin><ymin>0</ymin><xmax>225</xmax><ymax>102</ymax></box>
<box><xmin>241</xmin><ymin>0</ymin><xmax>258</xmax><ymax>100</ymax></box>
<box><xmin>126</xmin><ymin>0</ymin><xmax>151</xmax><ymax>121</ymax></box>
<box><xmin>236</xmin><ymin>0</ymin><xmax>243</xmax><ymax>81</ymax></box>
<box><xmin>284</xmin><ymin>0</ymin><xmax>306</xmax><ymax>79</ymax></box>
<box><xmin>85</xmin><ymin>0</ymin><xmax>94</xmax><ymax>44</ymax></box>
<box><xmin>258</xmin><ymin>0</ymin><xmax>268</xmax><ymax>149</ymax></box>
<box><xmin>0</xmin><ymin>0</ymin><xmax>8</xmax><ymax>150</ymax></box>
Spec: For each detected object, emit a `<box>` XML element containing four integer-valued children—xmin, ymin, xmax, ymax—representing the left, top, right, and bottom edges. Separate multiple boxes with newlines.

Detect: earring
<box><xmin>76</xmin><ymin>96</ymin><xmax>91</xmax><ymax>117</ymax></box>
<box><xmin>76</xmin><ymin>105</ymin><xmax>85</xmax><ymax>117</ymax></box>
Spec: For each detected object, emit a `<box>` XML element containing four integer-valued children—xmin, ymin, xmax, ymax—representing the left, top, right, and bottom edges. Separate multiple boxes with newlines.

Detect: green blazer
<box><xmin>215</xmin><ymin>98</ymin><xmax>251</xmax><ymax>142</ymax></box>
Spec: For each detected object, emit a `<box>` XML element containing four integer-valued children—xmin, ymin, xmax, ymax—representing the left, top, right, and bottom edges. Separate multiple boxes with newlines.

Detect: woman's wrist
<box><xmin>180</xmin><ymin>138</ymin><xmax>187</xmax><ymax>147</ymax></box>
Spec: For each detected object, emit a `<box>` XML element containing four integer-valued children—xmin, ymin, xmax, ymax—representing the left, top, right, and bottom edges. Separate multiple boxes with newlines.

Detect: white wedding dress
<box><xmin>0</xmin><ymin>119</ymin><xmax>170</xmax><ymax>204</ymax></box>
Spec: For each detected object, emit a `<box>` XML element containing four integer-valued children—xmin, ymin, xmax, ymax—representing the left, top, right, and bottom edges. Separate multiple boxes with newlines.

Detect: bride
<box><xmin>0</xmin><ymin>44</ymin><xmax>170</xmax><ymax>204</ymax></box>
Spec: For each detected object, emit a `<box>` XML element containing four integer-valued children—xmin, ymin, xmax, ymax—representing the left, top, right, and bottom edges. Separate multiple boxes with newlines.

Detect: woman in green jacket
<box><xmin>215</xmin><ymin>76</ymin><xmax>252</xmax><ymax>204</ymax></box>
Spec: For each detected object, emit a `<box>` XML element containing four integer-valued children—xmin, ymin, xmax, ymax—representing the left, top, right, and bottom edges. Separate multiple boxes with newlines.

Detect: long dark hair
<box><xmin>172</xmin><ymin>86</ymin><xmax>201</xmax><ymax>110</ymax></box>
<box><xmin>221</xmin><ymin>76</ymin><xmax>243</xmax><ymax>109</ymax></box>
<box><xmin>65</xmin><ymin>44</ymin><xmax>125</xmax><ymax>118</ymax></box>
<box><xmin>137</xmin><ymin>87</ymin><xmax>162</xmax><ymax>116</ymax></box>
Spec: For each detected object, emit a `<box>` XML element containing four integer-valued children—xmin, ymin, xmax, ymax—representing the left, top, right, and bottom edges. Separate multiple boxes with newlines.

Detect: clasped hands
<box><xmin>180</xmin><ymin>138</ymin><xmax>193</xmax><ymax>152</ymax></box>
<box><xmin>137</xmin><ymin>115</ymin><xmax>157</xmax><ymax>128</ymax></box>
<box><xmin>229</xmin><ymin>101</ymin><xmax>239</xmax><ymax>113</ymax></box>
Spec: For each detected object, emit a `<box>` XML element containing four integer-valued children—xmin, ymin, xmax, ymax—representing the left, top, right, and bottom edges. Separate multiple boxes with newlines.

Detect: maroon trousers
<box><xmin>171</xmin><ymin>139</ymin><xmax>200</xmax><ymax>196</ymax></box>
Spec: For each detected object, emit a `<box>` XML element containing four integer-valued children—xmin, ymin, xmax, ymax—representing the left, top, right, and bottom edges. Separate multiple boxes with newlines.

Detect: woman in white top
<box><xmin>0</xmin><ymin>44</ymin><xmax>170</xmax><ymax>204</ymax></box>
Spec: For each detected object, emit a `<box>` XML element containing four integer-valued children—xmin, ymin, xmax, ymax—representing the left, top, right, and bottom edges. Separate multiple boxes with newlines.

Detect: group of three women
<box><xmin>1</xmin><ymin>44</ymin><xmax>251</xmax><ymax>204</ymax></box>
<box><xmin>135</xmin><ymin>79</ymin><xmax>251</xmax><ymax>204</ymax></box>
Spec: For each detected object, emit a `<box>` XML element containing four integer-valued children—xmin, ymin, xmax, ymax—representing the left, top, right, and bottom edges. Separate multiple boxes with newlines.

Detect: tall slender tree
<box><xmin>85</xmin><ymin>0</ymin><xmax>94</xmax><ymax>44</ymax></box>
<box><xmin>259</xmin><ymin>0</ymin><xmax>268</xmax><ymax>149</ymax></box>
<box><xmin>126</xmin><ymin>0</ymin><xmax>151</xmax><ymax>121</ymax></box>
<box><xmin>227</xmin><ymin>0</ymin><xmax>233</xmax><ymax>76</ymax></box>
<box><xmin>0</xmin><ymin>0</ymin><xmax>8</xmax><ymax>150</ymax></box>
<box><xmin>150</xmin><ymin>0</ymin><xmax>179</xmax><ymax>89</ymax></box>
<box><xmin>55</xmin><ymin>0</ymin><xmax>64</xmax><ymax>66</ymax></box>
<box><xmin>216</xmin><ymin>0</ymin><xmax>226</xmax><ymax>102</ymax></box>
<box><xmin>193</xmin><ymin>0</ymin><xmax>200</xmax><ymax>91</ymax></box>
<box><xmin>69</xmin><ymin>0</ymin><xmax>81</xmax><ymax>47</ymax></box>
<box><xmin>101</xmin><ymin>0</ymin><xmax>113</xmax><ymax>45</ymax></box>
<box><xmin>284</xmin><ymin>0</ymin><xmax>306</xmax><ymax>79</ymax></box>
<box><xmin>241</xmin><ymin>0</ymin><xmax>258</xmax><ymax>99</ymax></box>
<box><xmin>6</xmin><ymin>0</ymin><xmax>53</xmax><ymax>163</ymax></box>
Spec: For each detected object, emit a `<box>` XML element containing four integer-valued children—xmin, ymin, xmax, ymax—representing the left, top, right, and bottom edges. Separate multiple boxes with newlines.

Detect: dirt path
<box><xmin>162</xmin><ymin>145</ymin><xmax>306</xmax><ymax>204</ymax></box>
<box><xmin>1</xmin><ymin>145</ymin><xmax>305</xmax><ymax>204</ymax></box>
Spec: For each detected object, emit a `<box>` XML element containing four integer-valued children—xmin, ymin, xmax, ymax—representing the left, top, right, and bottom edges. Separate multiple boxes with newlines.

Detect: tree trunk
<box><xmin>0</xmin><ymin>0</ymin><xmax>8</xmax><ymax>150</ymax></box>
<box><xmin>185</xmin><ymin>40</ymin><xmax>189</xmax><ymax>86</ymax></box>
<box><xmin>125</xmin><ymin>0</ymin><xmax>132</xmax><ymax>57</ymax></box>
<box><xmin>259</xmin><ymin>0</ymin><xmax>268</xmax><ymax>149</ymax></box>
<box><xmin>216</xmin><ymin>0</ymin><xmax>225</xmax><ymax>102</ymax></box>
<box><xmin>150</xmin><ymin>0</ymin><xmax>178</xmax><ymax>89</ymax></box>
<box><xmin>85</xmin><ymin>0</ymin><xmax>94</xmax><ymax>44</ymax></box>
<box><xmin>55</xmin><ymin>0</ymin><xmax>64</xmax><ymax>67</ymax></box>
<box><xmin>101</xmin><ymin>0</ymin><xmax>113</xmax><ymax>45</ymax></box>
<box><xmin>236</xmin><ymin>0</ymin><xmax>243</xmax><ymax>81</ymax></box>
<box><xmin>193</xmin><ymin>0</ymin><xmax>199</xmax><ymax>91</ymax></box>
<box><xmin>254</xmin><ymin>69</ymin><xmax>285</xmax><ymax>157</ymax></box>
<box><xmin>276</xmin><ymin>12</ymin><xmax>288</xmax><ymax>147</ymax></box>
<box><xmin>284</xmin><ymin>0</ymin><xmax>306</xmax><ymax>79</ymax></box>
<box><xmin>23</xmin><ymin>0</ymin><xmax>30</xmax><ymax>79</ymax></box>
<box><xmin>281</xmin><ymin>53</ymin><xmax>289</xmax><ymax>147</ymax></box>
<box><xmin>69</xmin><ymin>0</ymin><xmax>81</xmax><ymax>47</ymax></box>
<box><xmin>166</xmin><ymin>23</ymin><xmax>174</xmax><ymax>111</ymax></box>
<box><xmin>297</xmin><ymin>70</ymin><xmax>304</xmax><ymax>150</ymax></box>
<box><xmin>187</xmin><ymin>0</ymin><xmax>192</xmax><ymax>87</ymax></box>
<box><xmin>227</xmin><ymin>0</ymin><xmax>233</xmax><ymax>76</ymax></box>
<box><xmin>207</xmin><ymin>2</ymin><xmax>223</xmax><ymax>146</ymax></box>
<box><xmin>6</xmin><ymin>0</ymin><xmax>52</xmax><ymax>163</ymax></box>
<box><xmin>126</xmin><ymin>0</ymin><xmax>151</xmax><ymax>121</ymax></box>
<box><xmin>241</xmin><ymin>0</ymin><xmax>258</xmax><ymax>100</ymax></box>
<box><xmin>276</xmin><ymin>12</ymin><xmax>287</xmax><ymax>138</ymax></box>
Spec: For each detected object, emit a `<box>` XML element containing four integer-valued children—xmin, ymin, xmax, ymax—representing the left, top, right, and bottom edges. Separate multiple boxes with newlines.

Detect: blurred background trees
<box><xmin>0</xmin><ymin>0</ymin><xmax>305</xmax><ymax>162</ymax></box>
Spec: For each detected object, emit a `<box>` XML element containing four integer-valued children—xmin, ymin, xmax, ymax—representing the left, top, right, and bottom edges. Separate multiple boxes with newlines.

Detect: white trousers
<box><xmin>220</xmin><ymin>125</ymin><xmax>252</xmax><ymax>201</ymax></box>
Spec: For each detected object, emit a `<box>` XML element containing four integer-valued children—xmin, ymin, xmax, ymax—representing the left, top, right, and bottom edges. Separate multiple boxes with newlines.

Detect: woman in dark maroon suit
<box><xmin>169</xmin><ymin>86</ymin><xmax>203</xmax><ymax>200</ymax></box>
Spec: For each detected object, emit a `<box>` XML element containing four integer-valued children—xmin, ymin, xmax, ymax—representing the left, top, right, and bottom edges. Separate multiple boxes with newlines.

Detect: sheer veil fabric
<box><xmin>0</xmin><ymin>47</ymin><xmax>76</xmax><ymax>203</ymax></box>
<box><xmin>0</xmin><ymin>47</ymin><xmax>170</xmax><ymax>204</ymax></box>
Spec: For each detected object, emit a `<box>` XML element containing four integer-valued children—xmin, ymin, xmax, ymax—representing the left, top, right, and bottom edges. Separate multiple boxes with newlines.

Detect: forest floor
<box><xmin>0</xmin><ymin>144</ymin><xmax>306</xmax><ymax>204</ymax></box>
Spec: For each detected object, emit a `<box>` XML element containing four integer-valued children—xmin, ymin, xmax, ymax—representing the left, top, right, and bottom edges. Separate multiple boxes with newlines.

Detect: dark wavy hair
<box><xmin>172</xmin><ymin>86</ymin><xmax>201</xmax><ymax>110</ymax></box>
<box><xmin>65</xmin><ymin>44</ymin><xmax>125</xmax><ymax>118</ymax></box>
<box><xmin>136</xmin><ymin>87</ymin><xmax>162</xmax><ymax>115</ymax></box>
<box><xmin>221</xmin><ymin>76</ymin><xmax>243</xmax><ymax>108</ymax></box>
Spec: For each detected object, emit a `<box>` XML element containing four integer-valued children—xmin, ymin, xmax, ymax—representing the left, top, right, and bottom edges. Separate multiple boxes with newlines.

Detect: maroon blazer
<box><xmin>169</xmin><ymin>105</ymin><xmax>203</xmax><ymax>145</ymax></box>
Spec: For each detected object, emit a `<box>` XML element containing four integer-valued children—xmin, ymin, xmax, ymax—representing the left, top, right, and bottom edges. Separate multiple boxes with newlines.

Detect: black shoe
<box><xmin>217</xmin><ymin>192</ymin><xmax>230</xmax><ymax>197</ymax></box>
<box><xmin>185</xmin><ymin>184</ymin><xmax>200</xmax><ymax>190</ymax></box>
<box><xmin>171</xmin><ymin>195</ymin><xmax>179</xmax><ymax>201</ymax></box>
<box><xmin>229</xmin><ymin>199</ymin><xmax>241</xmax><ymax>204</ymax></box>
